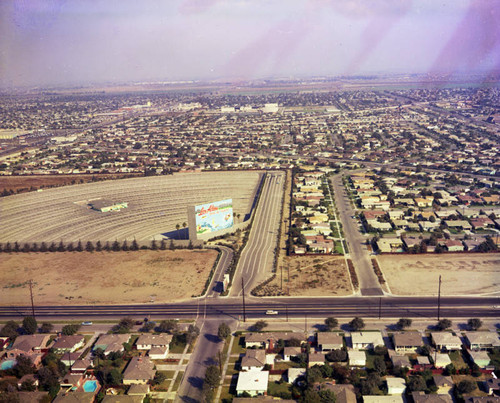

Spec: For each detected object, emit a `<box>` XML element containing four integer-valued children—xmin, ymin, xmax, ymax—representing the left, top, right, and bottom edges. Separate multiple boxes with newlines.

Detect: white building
<box><xmin>236</xmin><ymin>371</ymin><xmax>269</xmax><ymax>397</ymax></box>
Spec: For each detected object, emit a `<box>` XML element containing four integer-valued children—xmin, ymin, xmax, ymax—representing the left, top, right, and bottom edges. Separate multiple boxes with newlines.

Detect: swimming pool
<box><xmin>83</xmin><ymin>380</ymin><xmax>98</xmax><ymax>393</ymax></box>
<box><xmin>0</xmin><ymin>360</ymin><xmax>15</xmax><ymax>370</ymax></box>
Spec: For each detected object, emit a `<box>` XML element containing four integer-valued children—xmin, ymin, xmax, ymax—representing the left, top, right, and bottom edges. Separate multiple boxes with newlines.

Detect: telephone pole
<box><xmin>241</xmin><ymin>278</ymin><xmax>246</xmax><ymax>323</ymax></box>
<box><xmin>29</xmin><ymin>279</ymin><xmax>35</xmax><ymax>319</ymax></box>
<box><xmin>378</xmin><ymin>297</ymin><xmax>382</xmax><ymax>320</ymax></box>
<box><xmin>437</xmin><ymin>275</ymin><xmax>442</xmax><ymax>321</ymax></box>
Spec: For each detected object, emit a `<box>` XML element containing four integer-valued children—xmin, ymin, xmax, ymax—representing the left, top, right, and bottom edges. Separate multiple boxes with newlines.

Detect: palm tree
<box><xmin>176</xmin><ymin>223</ymin><xmax>180</xmax><ymax>240</ymax></box>
<box><xmin>182</xmin><ymin>222</ymin><xmax>187</xmax><ymax>239</ymax></box>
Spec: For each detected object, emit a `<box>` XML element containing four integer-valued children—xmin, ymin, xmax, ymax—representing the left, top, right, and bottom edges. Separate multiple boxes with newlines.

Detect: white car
<box><xmin>265</xmin><ymin>310</ymin><xmax>278</xmax><ymax>315</ymax></box>
<box><xmin>81</xmin><ymin>321</ymin><xmax>93</xmax><ymax>325</ymax></box>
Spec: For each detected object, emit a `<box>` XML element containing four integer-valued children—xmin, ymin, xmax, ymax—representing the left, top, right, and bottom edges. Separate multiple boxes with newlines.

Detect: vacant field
<box><xmin>0</xmin><ymin>250</ymin><xmax>218</xmax><ymax>305</ymax></box>
<box><xmin>378</xmin><ymin>254</ymin><xmax>500</xmax><ymax>296</ymax></box>
<box><xmin>0</xmin><ymin>173</ymin><xmax>142</xmax><ymax>193</ymax></box>
<box><xmin>255</xmin><ymin>256</ymin><xmax>353</xmax><ymax>296</ymax></box>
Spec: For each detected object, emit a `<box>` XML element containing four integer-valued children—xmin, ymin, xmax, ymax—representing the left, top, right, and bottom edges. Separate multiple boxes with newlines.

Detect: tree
<box><xmin>131</xmin><ymin>239</ymin><xmax>139</xmax><ymax>251</ymax></box>
<box><xmin>57</xmin><ymin>241</ymin><xmax>65</xmax><ymax>252</ymax></box>
<box><xmin>66</xmin><ymin>242</ymin><xmax>74</xmax><ymax>252</ymax></box>
<box><xmin>320</xmin><ymin>363</ymin><xmax>334</xmax><ymax>379</ymax></box>
<box><xmin>48</xmin><ymin>242</ymin><xmax>57</xmax><ymax>252</ymax></box>
<box><xmin>112</xmin><ymin>317</ymin><xmax>134</xmax><ymax>333</ymax></box>
<box><xmin>22</xmin><ymin>316</ymin><xmax>37</xmax><ymax>335</ymax></box>
<box><xmin>152</xmin><ymin>371</ymin><xmax>167</xmax><ymax>386</ymax></box>
<box><xmin>306</xmin><ymin>366</ymin><xmax>323</xmax><ymax>385</ymax></box>
<box><xmin>20</xmin><ymin>378</ymin><xmax>37</xmax><ymax>391</ymax></box>
<box><xmin>186</xmin><ymin>324</ymin><xmax>200</xmax><ymax>344</ymax></box>
<box><xmin>436</xmin><ymin>319</ymin><xmax>452</xmax><ymax>331</ymax></box>
<box><xmin>182</xmin><ymin>222</ymin><xmax>187</xmax><ymax>239</ymax></box>
<box><xmin>176</xmin><ymin>224</ymin><xmax>180</xmax><ymax>239</ymax></box>
<box><xmin>318</xmin><ymin>388</ymin><xmax>336</xmax><ymax>403</ymax></box>
<box><xmin>288</xmin><ymin>338</ymin><xmax>302</xmax><ymax>347</ymax></box>
<box><xmin>61</xmin><ymin>324</ymin><xmax>80</xmax><ymax>335</ymax></box>
<box><xmin>204</xmin><ymin>364</ymin><xmax>220</xmax><ymax>390</ymax></box>
<box><xmin>324</xmin><ymin>317</ymin><xmax>338</xmax><ymax>331</ymax></box>
<box><xmin>121</xmin><ymin>240</ymin><xmax>129</xmax><ymax>251</ymax></box>
<box><xmin>107</xmin><ymin>368</ymin><xmax>123</xmax><ymax>385</ymax></box>
<box><xmin>457</xmin><ymin>379</ymin><xmax>477</xmax><ymax>394</ymax></box>
<box><xmin>75</xmin><ymin>240</ymin><xmax>83</xmax><ymax>252</ymax></box>
<box><xmin>217</xmin><ymin>323</ymin><xmax>231</xmax><ymax>341</ymax></box>
<box><xmin>140</xmin><ymin>322</ymin><xmax>155</xmax><ymax>333</ymax></box>
<box><xmin>408</xmin><ymin>375</ymin><xmax>427</xmax><ymax>392</ymax></box>
<box><xmin>326</xmin><ymin>349</ymin><xmax>347</xmax><ymax>362</ymax></box>
<box><xmin>253</xmin><ymin>320</ymin><xmax>268</xmax><ymax>331</ymax></box>
<box><xmin>39</xmin><ymin>242</ymin><xmax>48</xmax><ymax>252</ymax></box>
<box><xmin>14</xmin><ymin>355</ymin><xmax>36</xmax><ymax>377</ymax></box>
<box><xmin>349</xmin><ymin>317</ymin><xmax>365</xmax><ymax>331</ymax></box>
<box><xmin>151</xmin><ymin>239</ymin><xmax>158</xmax><ymax>250</ymax></box>
<box><xmin>85</xmin><ymin>241</ymin><xmax>94</xmax><ymax>252</ymax></box>
<box><xmin>159</xmin><ymin>239</ymin><xmax>166</xmax><ymax>250</ymax></box>
<box><xmin>37</xmin><ymin>366</ymin><xmax>60</xmax><ymax>397</ymax></box>
<box><xmin>0</xmin><ymin>320</ymin><xmax>19</xmax><ymax>339</ymax></box>
<box><xmin>40</xmin><ymin>323</ymin><xmax>54</xmax><ymax>333</ymax></box>
<box><xmin>112</xmin><ymin>240</ymin><xmax>121</xmax><ymax>251</ymax></box>
<box><xmin>373</xmin><ymin>356</ymin><xmax>387</xmax><ymax>375</ymax></box>
<box><xmin>397</xmin><ymin>318</ymin><xmax>412</xmax><ymax>329</ymax></box>
<box><xmin>95</xmin><ymin>240</ymin><xmax>102</xmax><ymax>251</ymax></box>
<box><xmin>467</xmin><ymin>318</ymin><xmax>482</xmax><ymax>331</ymax></box>
<box><xmin>158</xmin><ymin>320</ymin><xmax>178</xmax><ymax>334</ymax></box>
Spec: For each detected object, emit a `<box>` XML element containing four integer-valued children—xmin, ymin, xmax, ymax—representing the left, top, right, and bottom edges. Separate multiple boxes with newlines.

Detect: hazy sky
<box><xmin>1</xmin><ymin>0</ymin><xmax>499</xmax><ymax>87</ymax></box>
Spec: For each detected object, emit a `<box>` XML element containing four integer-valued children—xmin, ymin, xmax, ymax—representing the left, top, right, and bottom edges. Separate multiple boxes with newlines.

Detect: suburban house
<box><xmin>60</xmin><ymin>352</ymin><xmax>81</xmax><ymax>367</ymax></box>
<box><xmin>52</xmin><ymin>335</ymin><xmax>85</xmax><ymax>353</ymax></box>
<box><xmin>308</xmin><ymin>352</ymin><xmax>326</xmax><ymax>367</ymax></box>
<box><xmin>287</xmin><ymin>368</ymin><xmax>306</xmax><ymax>384</ymax></box>
<box><xmin>431</xmin><ymin>333</ymin><xmax>462</xmax><ymax>351</ymax></box>
<box><xmin>70</xmin><ymin>359</ymin><xmax>92</xmax><ymax>374</ymax></box>
<box><xmin>10</xmin><ymin>334</ymin><xmax>50</xmax><ymax>354</ymax></box>
<box><xmin>433</xmin><ymin>375</ymin><xmax>454</xmax><ymax>394</ymax></box>
<box><xmin>434</xmin><ymin>353</ymin><xmax>452</xmax><ymax>368</ymax></box>
<box><xmin>348</xmin><ymin>350</ymin><xmax>366</xmax><ymax>367</ymax></box>
<box><xmin>136</xmin><ymin>334</ymin><xmax>172</xmax><ymax>359</ymax></box>
<box><xmin>316</xmin><ymin>332</ymin><xmax>343</xmax><ymax>351</ymax></box>
<box><xmin>392</xmin><ymin>332</ymin><xmax>423</xmax><ymax>353</ymax></box>
<box><xmin>465</xmin><ymin>331</ymin><xmax>500</xmax><ymax>350</ymax></box>
<box><xmin>350</xmin><ymin>331</ymin><xmax>384</xmax><ymax>350</ymax></box>
<box><xmin>467</xmin><ymin>350</ymin><xmax>491</xmax><ymax>369</ymax></box>
<box><xmin>411</xmin><ymin>391</ymin><xmax>453</xmax><ymax>402</ymax></box>
<box><xmin>386</xmin><ymin>377</ymin><xmax>406</xmax><ymax>395</ymax></box>
<box><xmin>245</xmin><ymin>333</ymin><xmax>272</xmax><ymax>349</ymax></box>
<box><xmin>364</xmin><ymin>396</ymin><xmax>404</xmax><ymax>402</ymax></box>
<box><xmin>122</xmin><ymin>357</ymin><xmax>156</xmax><ymax>385</ymax></box>
<box><xmin>283</xmin><ymin>347</ymin><xmax>302</xmax><ymax>361</ymax></box>
<box><xmin>484</xmin><ymin>378</ymin><xmax>500</xmax><ymax>395</ymax></box>
<box><xmin>241</xmin><ymin>349</ymin><xmax>267</xmax><ymax>371</ymax></box>
<box><xmin>236</xmin><ymin>371</ymin><xmax>269</xmax><ymax>397</ymax></box>
<box><xmin>390</xmin><ymin>354</ymin><xmax>411</xmax><ymax>369</ymax></box>
<box><xmin>318</xmin><ymin>383</ymin><xmax>357</xmax><ymax>403</ymax></box>
<box><xmin>93</xmin><ymin>334</ymin><xmax>131</xmax><ymax>356</ymax></box>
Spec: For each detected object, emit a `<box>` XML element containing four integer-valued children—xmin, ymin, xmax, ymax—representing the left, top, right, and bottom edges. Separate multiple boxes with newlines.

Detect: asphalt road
<box><xmin>2</xmin><ymin>296</ymin><xmax>498</xmax><ymax>321</ymax></box>
<box><xmin>330</xmin><ymin>174</ymin><xmax>382</xmax><ymax>295</ymax></box>
<box><xmin>230</xmin><ymin>172</ymin><xmax>284</xmax><ymax>297</ymax></box>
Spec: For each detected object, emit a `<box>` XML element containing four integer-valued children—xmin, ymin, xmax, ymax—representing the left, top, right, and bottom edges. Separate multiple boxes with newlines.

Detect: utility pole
<box><xmin>29</xmin><ymin>279</ymin><xmax>35</xmax><ymax>319</ymax></box>
<box><xmin>281</xmin><ymin>265</ymin><xmax>283</xmax><ymax>290</ymax></box>
<box><xmin>378</xmin><ymin>297</ymin><xmax>382</xmax><ymax>320</ymax></box>
<box><xmin>285</xmin><ymin>305</ymin><xmax>288</xmax><ymax>322</ymax></box>
<box><xmin>437</xmin><ymin>275</ymin><xmax>442</xmax><ymax>321</ymax></box>
<box><xmin>305</xmin><ymin>314</ymin><xmax>307</xmax><ymax>334</ymax></box>
<box><xmin>241</xmin><ymin>278</ymin><xmax>246</xmax><ymax>323</ymax></box>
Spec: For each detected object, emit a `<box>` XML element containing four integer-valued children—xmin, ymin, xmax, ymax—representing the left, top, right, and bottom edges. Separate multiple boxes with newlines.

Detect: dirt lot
<box><xmin>0</xmin><ymin>173</ymin><xmax>141</xmax><ymax>194</ymax></box>
<box><xmin>254</xmin><ymin>256</ymin><xmax>353</xmax><ymax>296</ymax></box>
<box><xmin>0</xmin><ymin>250</ymin><xmax>218</xmax><ymax>305</ymax></box>
<box><xmin>378</xmin><ymin>254</ymin><xmax>500</xmax><ymax>296</ymax></box>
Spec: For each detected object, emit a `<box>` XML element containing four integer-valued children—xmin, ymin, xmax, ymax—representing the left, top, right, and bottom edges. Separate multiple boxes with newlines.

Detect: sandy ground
<box><xmin>0</xmin><ymin>173</ymin><xmax>141</xmax><ymax>193</ymax></box>
<box><xmin>378</xmin><ymin>254</ymin><xmax>500</xmax><ymax>296</ymax></box>
<box><xmin>0</xmin><ymin>250</ymin><xmax>218</xmax><ymax>305</ymax></box>
<box><xmin>255</xmin><ymin>256</ymin><xmax>353</xmax><ymax>296</ymax></box>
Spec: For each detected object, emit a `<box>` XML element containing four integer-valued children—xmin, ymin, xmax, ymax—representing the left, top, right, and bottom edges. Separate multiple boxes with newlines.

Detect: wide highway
<box><xmin>1</xmin><ymin>296</ymin><xmax>498</xmax><ymax>321</ymax></box>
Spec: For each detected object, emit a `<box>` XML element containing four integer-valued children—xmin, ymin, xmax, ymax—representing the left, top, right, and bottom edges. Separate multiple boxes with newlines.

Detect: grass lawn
<box><xmin>231</xmin><ymin>335</ymin><xmax>247</xmax><ymax>355</ymax></box>
<box><xmin>171</xmin><ymin>372</ymin><xmax>183</xmax><ymax>392</ymax></box>
<box><xmin>169</xmin><ymin>342</ymin><xmax>186</xmax><ymax>354</ymax></box>
<box><xmin>334</xmin><ymin>243</ymin><xmax>344</xmax><ymax>254</ymax></box>
<box><xmin>268</xmin><ymin>380</ymin><xmax>292</xmax><ymax>398</ymax></box>
<box><xmin>221</xmin><ymin>336</ymin><xmax>232</xmax><ymax>357</ymax></box>
<box><xmin>225</xmin><ymin>361</ymin><xmax>240</xmax><ymax>376</ymax></box>
<box><xmin>273</xmin><ymin>361</ymin><xmax>299</xmax><ymax>371</ymax></box>
<box><xmin>162</xmin><ymin>370</ymin><xmax>176</xmax><ymax>379</ymax></box>
<box><xmin>220</xmin><ymin>385</ymin><xmax>234</xmax><ymax>403</ymax></box>
<box><xmin>449</xmin><ymin>351</ymin><xmax>468</xmax><ymax>370</ymax></box>
<box><xmin>488</xmin><ymin>348</ymin><xmax>500</xmax><ymax>369</ymax></box>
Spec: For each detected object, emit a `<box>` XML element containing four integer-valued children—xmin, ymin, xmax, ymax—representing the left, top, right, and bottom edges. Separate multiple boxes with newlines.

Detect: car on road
<box><xmin>265</xmin><ymin>310</ymin><xmax>278</xmax><ymax>315</ymax></box>
<box><xmin>81</xmin><ymin>321</ymin><xmax>93</xmax><ymax>326</ymax></box>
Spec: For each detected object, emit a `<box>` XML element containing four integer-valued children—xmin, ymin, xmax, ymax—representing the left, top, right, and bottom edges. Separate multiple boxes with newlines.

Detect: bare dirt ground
<box><xmin>255</xmin><ymin>256</ymin><xmax>353</xmax><ymax>297</ymax></box>
<box><xmin>378</xmin><ymin>254</ymin><xmax>500</xmax><ymax>296</ymax></box>
<box><xmin>0</xmin><ymin>250</ymin><xmax>218</xmax><ymax>305</ymax></box>
<box><xmin>0</xmin><ymin>173</ymin><xmax>141</xmax><ymax>193</ymax></box>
